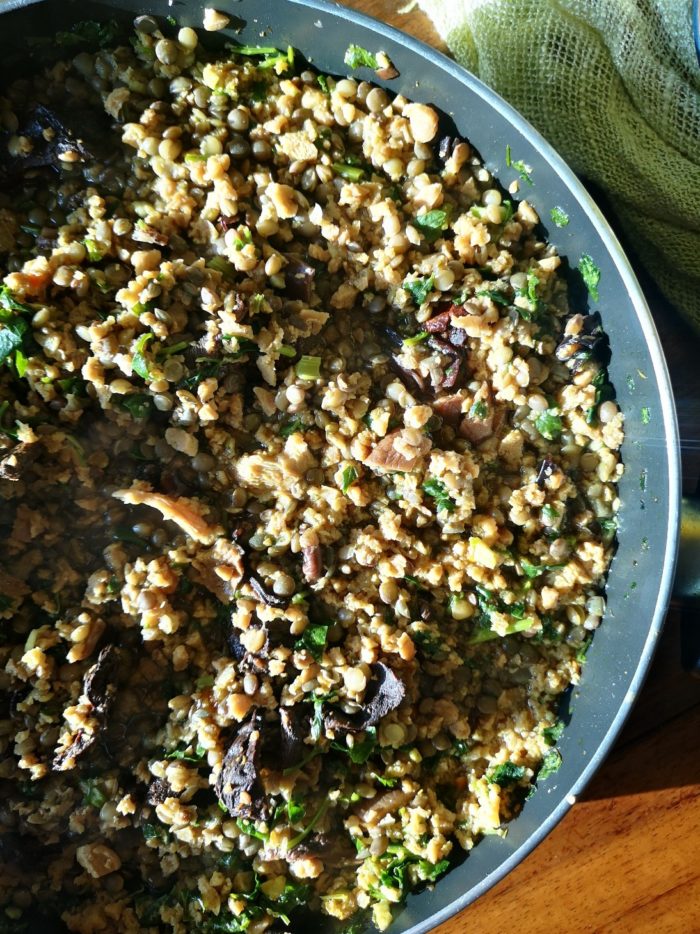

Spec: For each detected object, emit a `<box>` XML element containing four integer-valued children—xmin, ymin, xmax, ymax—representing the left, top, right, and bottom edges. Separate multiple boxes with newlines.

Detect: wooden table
<box><xmin>337</xmin><ymin>2</ymin><xmax>700</xmax><ymax>931</ymax></box>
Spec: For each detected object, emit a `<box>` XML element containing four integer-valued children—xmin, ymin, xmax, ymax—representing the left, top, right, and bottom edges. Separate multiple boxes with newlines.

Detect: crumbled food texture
<box><xmin>0</xmin><ymin>18</ymin><xmax>623</xmax><ymax>934</ymax></box>
<box><xmin>203</xmin><ymin>7</ymin><xmax>230</xmax><ymax>31</ymax></box>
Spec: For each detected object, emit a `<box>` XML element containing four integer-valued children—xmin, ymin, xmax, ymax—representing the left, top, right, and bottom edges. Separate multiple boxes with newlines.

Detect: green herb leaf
<box><xmin>468</xmin><ymin>399</ymin><xmax>489</xmax><ymax>419</ymax></box>
<box><xmin>538</xmin><ymin>748</ymin><xmax>562</xmax><ymax>781</ymax></box>
<box><xmin>535</xmin><ymin>409</ymin><xmax>563</xmax><ymax>441</ymax></box>
<box><xmin>14</xmin><ymin>348</ymin><xmax>28</xmax><ymax>377</ymax></box>
<box><xmin>288</xmin><ymin>798</ymin><xmax>330</xmax><ymax>849</ymax></box>
<box><xmin>550</xmin><ymin>206</ymin><xmax>570</xmax><ymax>227</ymax></box>
<box><xmin>332</xmin><ymin>727</ymin><xmax>377</xmax><ymax>765</ymax></box>
<box><xmin>294</xmin><ymin>623</ymin><xmax>329</xmax><ymax>660</ymax></box>
<box><xmin>541</xmin><ymin>504</ymin><xmax>560</xmax><ymax>523</ymax></box>
<box><xmin>505</xmin><ymin>144</ymin><xmax>512</xmax><ymax>167</ymax></box>
<box><xmin>279</xmin><ymin>416</ymin><xmax>306</xmax><ymax>438</ymax></box>
<box><xmin>542</xmin><ymin>720</ymin><xmax>565</xmax><ymax>746</ymax></box>
<box><xmin>403</xmin><ymin>274</ymin><xmax>434</xmax><ymax>306</ymax></box>
<box><xmin>132</xmin><ymin>332</ymin><xmax>154</xmax><ymax>380</ymax></box>
<box><xmin>79</xmin><ymin>778</ymin><xmax>107</xmax><ymax>808</ymax></box>
<box><xmin>512</xmin><ymin>159</ymin><xmax>533</xmax><ymax>185</ymax></box>
<box><xmin>641</xmin><ymin>406</ymin><xmax>651</xmax><ymax>425</ymax></box>
<box><xmin>579</xmin><ymin>254</ymin><xmax>601</xmax><ymax>302</ymax></box>
<box><xmin>0</xmin><ymin>286</ymin><xmax>34</xmax><ymax>316</ymax></box>
<box><xmin>476</xmin><ymin>288</ymin><xmax>509</xmax><ymax>306</ymax></box>
<box><xmin>520</xmin><ymin>559</ymin><xmax>565</xmax><ymax>579</ymax></box>
<box><xmin>332</xmin><ymin>162</ymin><xmax>365</xmax><ymax>182</ymax></box>
<box><xmin>55</xmin><ymin>19</ymin><xmax>120</xmax><ymax>51</ymax></box>
<box><xmin>235</xmin><ymin>818</ymin><xmax>269</xmax><ymax>841</ymax></box>
<box><xmin>341</xmin><ymin>465</ymin><xmax>358</xmax><ymax>493</ymax></box>
<box><xmin>207</xmin><ymin>255</ymin><xmax>237</xmax><ymax>278</ymax></box>
<box><xmin>296</xmin><ymin>355</ymin><xmax>321</xmax><ymax>380</ymax></box>
<box><xmin>344</xmin><ymin>44</ymin><xmax>379</xmax><ymax>70</ymax></box>
<box><xmin>414</xmin><ymin>209</ymin><xmax>450</xmax><ymax>243</ymax></box>
<box><xmin>0</xmin><ymin>317</ymin><xmax>28</xmax><ymax>364</ymax></box>
<box><xmin>118</xmin><ymin>393</ymin><xmax>154</xmax><ymax>420</ymax></box>
<box><xmin>402</xmin><ymin>330</ymin><xmax>428</xmax><ymax>347</ymax></box>
<box><xmin>487</xmin><ymin>761</ymin><xmax>526</xmax><ymax>786</ymax></box>
<box><xmin>422</xmin><ymin>477</ymin><xmax>456</xmax><ymax>513</ymax></box>
<box><xmin>83</xmin><ymin>238</ymin><xmax>103</xmax><ymax>262</ymax></box>
<box><xmin>317</xmin><ymin>74</ymin><xmax>330</xmax><ymax>94</ymax></box>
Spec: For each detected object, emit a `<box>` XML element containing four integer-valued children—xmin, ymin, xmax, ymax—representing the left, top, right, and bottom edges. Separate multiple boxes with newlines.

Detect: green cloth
<box><xmin>416</xmin><ymin>0</ymin><xmax>700</xmax><ymax>329</ymax></box>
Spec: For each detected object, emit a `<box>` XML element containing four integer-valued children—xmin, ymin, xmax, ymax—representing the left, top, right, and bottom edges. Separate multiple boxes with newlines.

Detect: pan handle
<box><xmin>676</xmin><ymin>497</ymin><xmax>700</xmax><ymax>677</ymax></box>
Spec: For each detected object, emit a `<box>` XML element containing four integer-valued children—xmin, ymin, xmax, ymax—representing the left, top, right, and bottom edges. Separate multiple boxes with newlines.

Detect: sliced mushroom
<box><xmin>459</xmin><ymin>410</ymin><xmax>494</xmax><ymax>444</ymax></box>
<box><xmin>324</xmin><ymin>662</ymin><xmax>406</xmax><ymax>734</ymax></box>
<box><xmin>215</xmin><ymin>710</ymin><xmax>272</xmax><ymax>820</ymax></box>
<box><xmin>282</xmin><ymin>253</ymin><xmax>315</xmax><ymax>302</ymax></box>
<box><xmin>113</xmin><ymin>488</ymin><xmax>221</xmax><ymax>545</ymax></box>
<box><xmin>432</xmin><ymin>393</ymin><xmax>466</xmax><ymax>426</ymax></box>
<box><xmin>302</xmin><ymin>545</ymin><xmax>323</xmax><ymax>583</ymax></box>
<box><xmin>279</xmin><ymin>707</ymin><xmax>309</xmax><ymax>769</ymax></box>
<box><xmin>83</xmin><ymin>645</ymin><xmax>118</xmax><ymax>715</ymax></box>
<box><xmin>364</xmin><ymin>430</ymin><xmax>431</xmax><ymax>473</ymax></box>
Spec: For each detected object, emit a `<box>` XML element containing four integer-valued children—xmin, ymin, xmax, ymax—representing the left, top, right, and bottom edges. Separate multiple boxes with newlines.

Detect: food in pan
<box><xmin>0</xmin><ymin>17</ymin><xmax>623</xmax><ymax>932</ymax></box>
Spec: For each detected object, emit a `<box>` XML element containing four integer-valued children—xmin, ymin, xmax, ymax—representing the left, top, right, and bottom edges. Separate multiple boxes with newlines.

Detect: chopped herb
<box><xmin>341</xmin><ymin>465</ymin><xmax>358</xmax><ymax>493</ymax></box>
<box><xmin>538</xmin><ymin>748</ymin><xmax>562</xmax><ymax>781</ymax></box>
<box><xmin>344</xmin><ymin>44</ymin><xmax>379</xmax><ymax>70</ymax></box>
<box><xmin>117</xmin><ymin>393</ymin><xmax>154</xmax><ymax>420</ymax></box>
<box><xmin>296</xmin><ymin>355</ymin><xmax>321</xmax><ymax>380</ymax></box>
<box><xmin>235</xmin><ymin>818</ymin><xmax>269</xmax><ymax>841</ymax></box>
<box><xmin>14</xmin><ymin>349</ymin><xmax>28</xmax><ymax>377</ymax></box>
<box><xmin>403</xmin><ymin>574</ymin><xmax>428</xmax><ymax>592</ymax></box>
<box><xmin>332</xmin><ymin>727</ymin><xmax>377</xmax><ymax>765</ymax></box>
<box><xmin>535</xmin><ymin>409</ymin><xmax>563</xmax><ymax>441</ymax></box>
<box><xmin>469</xmin><ymin>400</ymin><xmax>489</xmax><ymax>419</ymax></box>
<box><xmin>413</xmin><ymin>208</ymin><xmax>450</xmax><ymax>243</ymax></box>
<box><xmin>142</xmin><ymin>821</ymin><xmax>169</xmax><ymax>843</ymax></box>
<box><xmin>207</xmin><ymin>255</ymin><xmax>236</xmax><ymax>278</ymax></box>
<box><xmin>332</xmin><ymin>162</ymin><xmax>365</xmax><ymax>182</ymax></box>
<box><xmin>476</xmin><ymin>288</ymin><xmax>509</xmax><ymax>306</ymax></box>
<box><xmin>520</xmin><ymin>559</ymin><xmax>565</xmax><ymax>579</ymax></box>
<box><xmin>467</xmin><ymin>616</ymin><xmax>533</xmax><ymax>644</ymax></box>
<box><xmin>166</xmin><ymin>743</ymin><xmax>207</xmax><ymax>764</ymax></box>
<box><xmin>550</xmin><ymin>206</ymin><xmax>570</xmax><ymax>227</ymax></box>
<box><xmin>285</xmin><ymin>799</ymin><xmax>306</xmax><ymax>824</ymax></box>
<box><xmin>512</xmin><ymin>159</ymin><xmax>533</xmax><ymax>185</ymax></box>
<box><xmin>79</xmin><ymin>778</ymin><xmax>107</xmax><ymax>808</ymax></box>
<box><xmin>310</xmin><ymin>696</ymin><xmax>325</xmax><ymax>742</ymax></box>
<box><xmin>185</xmin><ymin>151</ymin><xmax>207</xmax><ymax>163</ymax></box>
<box><xmin>131</xmin><ymin>300</ymin><xmax>155</xmax><ymax>316</ymax></box>
<box><xmin>317</xmin><ymin>74</ymin><xmax>330</xmax><ymax>94</ymax></box>
<box><xmin>294</xmin><ymin>623</ymin><xmax>329</xmax><ymax>660</ymax></box>
<box><xmin>403</xmin><ymin>274</ymin><xmax>434</xmax><ymax>306</ymax></box>
<box><xmin>288</xmin><ymin>798</ymin><xmax>330</xmax><ymax>849</ymax></box>
<box><xmin>505</xmin><ymin>144</ymin><xmax>512</xmax><ymax>167</ymax></box>
<box><xmin>575</xmin><ymin>634</ymin><xmax>593</xmax><ymax>662</ymax></box>
<box><xmin>132</xmin><ymin>332</ymin><xmax>154</xmax><ymax>380</ymax></box>
<box><xmin>55</xmin><ymin>19</ymin><xmax>120</xmax><ymax>51</ymax></box>
<box><xmin>543</xmin><ymin>721</ymin><xmax>565</xmax><ymax>745</ymax></box>
<box><xmin>83</xmin><ymin>238</ymin><xmax>103</xmax><ymax>262</ymax></box>
<box><xmin>487</xmin><ymin>761</ymin><xmax>526</xmax><ymax>786</ymax></box>
<box><xmin>579</xmin><ymin>254</ymin><xmax>601</xmax><ymax>301</ymax></box>
<box><xmin>166</xmin><ymin>14</ymin><xmax>177</xmax><ymax>26</ymax></box>
<box><xmin>641</xmin><ymin>406</ymin><xmax>651</xmax><ymax>425</ymax></box>
<box><xmin>279</xmin><ymin>416</ymin><xmax>306</xmax><ymax>438</ymax></box>
<box><xmin>158</xmin><ymin>340</ymin><xmax>189</xmax><ymax>358</ymax></box>
<box><xmin>0</xmin><ymin>317</ymin><xmax>29</xmax><ymax>365</ymax></box>
<box><xmin>422</xmin><ymin>477</ymin><xmax>456</xmax><ymax>513</ymax></box>
<box><xmin>231</xmin><ymin>44</ymin><xmax>294</xmax><ymax>73</ymax></box>
<box><xmin>541</xmin><ymin>504</ymin><xmax>560</xmax><ymax>523</ymax></box>
<box><xmin>402</xmin><ymin>330</ymin><xmax>428</xmax><ymax>347</ymax></box>
<box><xmin>278</xmin><ymin>344</ymin><xmax>296</xmax><ymax>357</ymax></box>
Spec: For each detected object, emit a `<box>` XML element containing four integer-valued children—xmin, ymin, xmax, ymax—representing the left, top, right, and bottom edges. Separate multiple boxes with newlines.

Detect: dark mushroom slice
<box><xmin>279</xmin><ymin>706</ymin><xmax>309</xmax><ymax>769</ymax></box>
<box><xmin>282</xmin><ymin>253</ymin><xmax>315</xmax><ymax>302</ymax></box>
<box><xmin>324</xmin><ymin>662</ymin><xmax>406</xmax><ymax>734</ymax></box>
<box><xmin>293</xmin><ymin>832</ymin><xmax>359</xmax><ymax>866</ymax></box>
<box><xmin>146</xmin><ymin>778</ymin><xmax>178</xmax><ymax>806</ymax></box>
<box><xmin>302</xmin><ymin>545</ymin><xmax>323</xmax><ymax>583</ymax></box>
<box><xmin>215</xmin><ymin>710</ymin><xmax>272</xmax><ymax>820</ymax></box>
<box><xmin>555</xmin><ymin>313</ymin><xmax>608</xmax><ymax>372</ymax></box>
<box><xmin>83</xmin><ymin>645</ymin><xmax>118</xmax><ymax>715</ymax></box>
<box><xmin>424</xmin><ymin>309</ymin><xmax>454</xmax><ymax>333</ymax></box>
<box><xmin>536</xmin><ymin>456</ymin><xmax>557</xmax><ymax>488</ymax></box>
<box><xmin>247</xmin><ymin>571</ymin><xmax>289</xmax><ymax>608</ymax></box>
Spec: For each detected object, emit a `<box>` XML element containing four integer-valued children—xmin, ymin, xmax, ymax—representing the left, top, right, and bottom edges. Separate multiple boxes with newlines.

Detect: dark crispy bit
<box><xmin>325</xmin><ymin>663</ymin><xmax>406</xmax><ymax>734</ymax></box>
<box><xmin>279</xmin><ymin>707</ymin><xmax>309</xmax><ymax>769</ymax></box>
<box><xmin>52</xmin><ymin>730</ymin><xmax>96</xmax><ymax>771</ymax></box>
<box><xmin>83</xmin><ymin>645</ymin><xmax>118</xmax><ymax>715</ymax></box>
<box><xmin>282</xmin><ymin>253</ymin><xmax>315</xmax><ymax>302</ymax></box>
<box><xmin>536</xmin><ymin>456</ymin><xmax>557</xmax><ymax>488</ymax></box>
<box><xmin>294</xmin><ymin>832</ymin><xmax>358</xmax><ymax>866</ymax></box>
<box><xmin>0</xmin><ymin>442</ymin><xmax>41</xmax><ymax>481</ymax></box>
<box><xmin>146</xmin><ymin>778</ymin><xmax>176</xmax><ymax>806</ymax></box>
<box><xmin>302</xmin><ymin>545</ymin><xmax>323</xmax><ymax>583</ymax></box>
<box><xmin>555</xmin><ymin>314</ymin><xmax>607</xmax><ymax>372</ymax></box>
<box><xmin>247</xmin><ymin>571</ymin><xmax>288</xmax><ymax>608</ymax></box>
<box><xmin>215</xmin><ymin>710</ymin><xmax>272</xmax><ymax>819</ymax></box>
<box><xmin>0</xmin><ymin>104</ymin><xmax>109</xmax><ymax>184</ymax></box>
<box><xmin>424</xmin><ymin>309</ymin><xmax>453</xmax><ymax>333</ymax></box>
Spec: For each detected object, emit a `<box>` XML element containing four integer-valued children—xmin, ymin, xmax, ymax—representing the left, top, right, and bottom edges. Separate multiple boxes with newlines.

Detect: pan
<box><xmin>0</xmin><ymin>1</ymin><xmax>696</xmax><ymax>932</ymax></box>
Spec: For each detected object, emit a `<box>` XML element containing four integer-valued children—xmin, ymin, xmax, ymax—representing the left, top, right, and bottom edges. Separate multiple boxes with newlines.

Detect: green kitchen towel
<box><xmin>415</xmin><ymin>0</ymin><xmax>700</xmax><ymax>329</ymax></box>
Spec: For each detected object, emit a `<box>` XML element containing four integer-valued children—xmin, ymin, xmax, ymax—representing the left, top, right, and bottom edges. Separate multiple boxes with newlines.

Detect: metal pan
<box><xmin>0</xmin><ymin>0</ymin><xmax>694</xmax><ymax>931</ymax></box>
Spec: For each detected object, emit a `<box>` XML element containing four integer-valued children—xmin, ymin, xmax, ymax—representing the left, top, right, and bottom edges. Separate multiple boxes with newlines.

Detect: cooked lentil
<box><xmin>0</xmin><ymin>17</ymin><xmax>623</xmax><ymax>934</ymax></box>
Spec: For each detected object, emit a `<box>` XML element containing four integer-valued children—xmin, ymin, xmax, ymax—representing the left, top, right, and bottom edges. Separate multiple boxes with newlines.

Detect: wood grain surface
<box><xmin>337</xmin><ymin>1</ymin><xmax>700</xmax><ymax>931</ymax></box>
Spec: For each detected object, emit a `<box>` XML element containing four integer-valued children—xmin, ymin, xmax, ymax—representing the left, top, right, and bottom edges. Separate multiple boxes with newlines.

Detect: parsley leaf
<box><xmin>332</xmin><ymin>727</ymin><xmax>377</xmax><ymax>764</ymax></box>
<box><xmin>520</xmin><ymin>559</ymin><xmax>565</xmax><ymax>579</ymax></box>
<box><xmin>579</xmin><ymin>254</ymin><xmax>601</xmax><ymax>301</ymax></box>
<box><xmin>413</xmin><ymin>209</ymin><xmax>450</xmax><ymax>243</ymax></box>
<box><xmin>294</xmin><ymin>623</ymin><xmax>329</xmax><ymax>660</ymax></box>
<box><xmin>403</xmin><ymin>274</ymin><xmax>434</xmax><ymax>306</ymax></box>
<box><xmin>422</xmin><ymin>477</ymin><xmax>456</xmax><ymax>513</ymax></box>
<box><xmin>487</xmin><ymin>762</ymin><xmax>526</xmax><ymax>786</ymax></box>
<box><xmin>132</xmin><ymin>332</ymin><xmax>154</xmax><ymax>380</ymax></box>
<box><xmin>341</xmin><ymin>465</ymin><xmax>358</xmax><ymax>493</ymax></box>
<box><xmin>550</xmin><ymin>206</ymin><xmax>570</xmax><ymax>227</ymax></box>
<box><xmin>344</xmin><ymin>44</ymin><xmax>379</xmax><ymax>70</ymax></box>
<box><xmin>469</xmin><ymin>400</ymin><xmax>489</xmax><ymax>418</ymax></box>
<box><xmin>542</xmin><ymin>720</ymin><xmax>565</xmax><ymax>745</ymax></box>
<box><xmin>512</xmin><ymin>159</ymin><xmax>533</xmax><ymax>185</ymax></box>
<box><xmin>476</xmin><ymin>288</ymin><xmax>510</xmax><ymax>306</ymax></box>
<box><xmin>0</xmin><ymin>317</ymin><xmax>28</xmax><ymax>365</ymax></box>
<box><xmin>279</xmin><ymin>416</ymin><xmax>307</xmax><ymax>438</ymax></box>
<box><xmin>538</xmin><ymin>748</ymin><xmax>562</xmax><ymax>781</ymax></box>
<box><xmin>535</xmin><ymin>409</ymin><xmax>563</xmax><ymax>441</ymax></box>
<box><xmin>118</xmin><ymin>393</ymin><xmax>154</xmax><ymax>420</ymax></box>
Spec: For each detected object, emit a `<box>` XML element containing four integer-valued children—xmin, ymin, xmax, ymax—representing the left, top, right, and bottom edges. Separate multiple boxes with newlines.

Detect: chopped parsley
<box><xmin>344</xmin><ymin>44</ymin><xmax>379</xmax><ymax>70</ymax></box>
<box><xmin>469</xmin><ymin>399</ymin><xmax>489</xmax><ymax>419</ymax></box>
<box><xmin>131</xmin><ymin>332</ymin><xmax>154</xmax><ymax>380</ymax></box>
<box><xmin>317</xmin><ymin>74</ymin><xmax>330</xmax><ymax>94</ymax></box>
<box><xmin>235</xmin><ymin>818</ymin><xmax>269</xmax><ymax>841</ymax></box>
<box><xmin>422</xmin><ymin>477</ymin><xmax>456</xmax><ymax>513</ymax></box>
<box><xmin>117</xmin><ymin>393</ymin><xmax>154</xmax><ymax>420</ymax></box>
<box><xmin>402</xmin><ymin>330</ymin><xmax>428</xmax><ymax>347</ymax></box>
<box><xmin>403</xmin><ymin>274</ymin><xmax>434</xmax><ymax>306</ymax></box>
<box><xmin>341</xmin><ymin>465</ymin><xmax>358</xmax><ymax>493</ymax></box>
<box><xmin>55</xmin><ymin>19</ymin><xmax>121</xmax><ymax>51</ymax></box>
<box><xmin>332</xmin><ymin>162</ymin><xmax>365</xmax><ymax>182</ymax></box>
<box><xmin>542</xmin><ymin>720</ymin><xmax>565</xmax><ymax>745</ymax></box>
<box><xmin>538</xmin><ymin>748</ymin><xmax>562</xmax><ymax>781</ymax></box>
<box><xmin>550</xmin><ymin>206</ymin><xmax>570</xmax><ymax>227</ymax></box>
<box><xmin>520</xmin><ymin>558</ymin><xmax>565</xmax><ymax>579</ymax></box>
<box><xmin>279</xmin><ymin>416</ymin><xmax>307</xmax><ymax>438</ymax></box>
<box><xmin>294</xmin><ymin>623</ymin><xmax>329</xmax><ymax>660</ymax></box>
<box><xmin>413</xmin><ymin>208</ymin><xmax>450</xmax><ymax>243</ymax></box>
<box><xmin>641</xmin><ymin>406</ymin><xmax>651</xmax><ymax>425</ymax></box>
<box><xmin>166</xmin><ymin>743</ymin><xmax>207</xmax><ymax>764</ymax></box>
<box><xmin>541</xmin><ymin>504</ymin><xmax>561</xmax><ymax>523</ymax></box>
<box><xmin>579</xmin><ymin>254</ymin><xmax>601</xmax><ymax>301</ymax></box>
<box><xmin>332</xmin><ymin>727</ymin><xmax>377</xmax><ymax>764</ymax></box>
<box><xmin>486</xmin><ymin>761</ymin><xmax>526</xmax><ymax>786</ymax></box>
<box><xmin>476</xmin><ymin>288</ymin><xmax>510</xmax><ymax>306</ymax></box>
<box><xmin>535</xmin><ymin>409</ymin><xmax>563</xmax><ymax>440</ymax></box>
<box><xmin>79</xmin><ymin>778</ymin><xmax>107</xmax><ymax>808</ymax></box>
